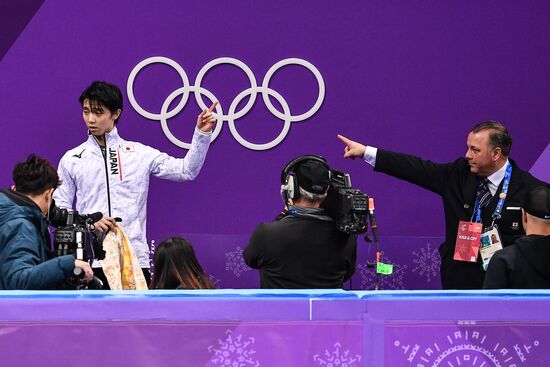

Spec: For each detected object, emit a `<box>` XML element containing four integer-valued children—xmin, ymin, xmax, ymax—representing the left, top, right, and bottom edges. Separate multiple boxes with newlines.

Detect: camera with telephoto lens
<box><xmin>322</xmin><ymin>169</ymin><xmax>370</xmax><ymax>234</ymax></box>
<box><xmin>48</xmin><ymin>201</ymin><xmax>106</xmax><ymax>289</ymax></box>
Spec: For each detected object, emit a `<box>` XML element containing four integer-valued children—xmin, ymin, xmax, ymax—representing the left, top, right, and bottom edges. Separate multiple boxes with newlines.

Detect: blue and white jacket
<box><xmin>54</xmin><ymin>126</ymin><xmax>211</xmax><ymax>267</ymax></box>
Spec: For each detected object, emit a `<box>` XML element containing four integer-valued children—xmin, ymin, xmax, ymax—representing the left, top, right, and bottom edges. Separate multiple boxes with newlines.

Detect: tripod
<box><xmin>365</xmin><ymin>197</ymin><xmax>382</xmax><ymax>290</ymax></box>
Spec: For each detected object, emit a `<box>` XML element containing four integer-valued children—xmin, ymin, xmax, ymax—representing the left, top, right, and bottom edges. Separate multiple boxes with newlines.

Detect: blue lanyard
<box><xmin>474</xmin><ymin>162</ymin><xmax>512</xmax><ymax>223</ymax></box>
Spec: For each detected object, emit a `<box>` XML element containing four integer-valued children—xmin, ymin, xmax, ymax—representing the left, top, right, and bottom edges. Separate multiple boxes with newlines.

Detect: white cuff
<box><xmin>363</xmin><ymin>146</ymin><xmax>378</xmax><ymax>167</ymax></box>
<box><xmin>195</xmin><ymin>126</ymin><xmax>212</xmax><ymax>136</ymax></box>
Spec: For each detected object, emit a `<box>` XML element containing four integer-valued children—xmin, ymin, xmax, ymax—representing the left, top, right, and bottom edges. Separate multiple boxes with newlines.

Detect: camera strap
<box><xmin>281</xmin><ymin>205</ymin><xmax>334</xmax><ymax>222</ymax></box>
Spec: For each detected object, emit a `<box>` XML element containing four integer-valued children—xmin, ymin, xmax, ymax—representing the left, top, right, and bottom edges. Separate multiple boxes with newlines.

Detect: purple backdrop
<box><xmin>0</xmin><ymin>1</ymin><xmax>548</xmax><ymax>289</ymax></box>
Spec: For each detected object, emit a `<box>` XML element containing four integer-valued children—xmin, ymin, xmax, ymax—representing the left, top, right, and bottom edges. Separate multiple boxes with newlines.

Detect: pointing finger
<box><xmin>208</xmin><ymin>101</ymin><xmax>219</xmax><ymax>113</ymax></box>
<box><xmin>337</xmin><ymin>134</ymin><xmax>352</xmax><ymax>145</ymax></box>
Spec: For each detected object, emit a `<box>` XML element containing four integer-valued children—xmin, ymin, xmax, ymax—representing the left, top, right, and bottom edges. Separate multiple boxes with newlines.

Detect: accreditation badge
<box><xmin>453</xmin><ymin>221</ymin><xmax>483</xmax><ymax>262</ymax></box>
<box><xmin>480</xmin><ymin>225</ymin><xmax>503</xmax><ymax>270</ymax></box>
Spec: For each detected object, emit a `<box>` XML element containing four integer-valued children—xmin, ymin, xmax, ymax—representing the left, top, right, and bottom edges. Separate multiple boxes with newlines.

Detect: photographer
<box><xmin>243</xmin><ymin>156</ymin><xmax>357</xmax><ymax>289</ymax></box>
<box><xmin>0</xmin><ymin>155</ymin><xmax>93</xmax><ymax>290</ymax></box>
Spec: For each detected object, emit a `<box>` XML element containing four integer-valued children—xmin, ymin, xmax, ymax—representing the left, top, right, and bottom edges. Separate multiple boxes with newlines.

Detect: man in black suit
<box><xmin>338</xmin><ymin>121</ymin><xmax>548</xmax><ymax>289</ymax></box>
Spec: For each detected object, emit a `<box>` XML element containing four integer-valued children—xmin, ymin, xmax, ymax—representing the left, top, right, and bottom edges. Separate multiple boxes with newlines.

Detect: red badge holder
<box><xmin>453</xmin><ymin>221</ymin><xmax>483</xmax><ymax>262</ymax></box>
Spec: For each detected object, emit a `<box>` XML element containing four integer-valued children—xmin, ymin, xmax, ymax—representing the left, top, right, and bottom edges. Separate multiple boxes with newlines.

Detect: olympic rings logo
<box><xmin>127</xmin><ymin>57</ymin><xmax>325</xmax><ymax>150</ymax></box>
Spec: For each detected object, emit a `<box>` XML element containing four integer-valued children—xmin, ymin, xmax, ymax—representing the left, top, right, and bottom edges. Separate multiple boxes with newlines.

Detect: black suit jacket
<box><xmin>375</xmin><ymin>149</ymin><xmax>548</xmax><ymax>289</ymax></box>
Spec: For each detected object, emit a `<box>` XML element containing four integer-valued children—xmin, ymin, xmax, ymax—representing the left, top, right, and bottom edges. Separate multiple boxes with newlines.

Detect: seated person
<box><xmin>484</xmin><ymin>186</ymin><xmax>550</xmax><ymax>289</ymax></box>
<box><xmin>243</xmin><ymin>155</ymin><xmax>357</xmax><ymax>289</ymax></box>
<box><xmin>0</xmin><ymin>154</ymin><xmax>93</xmax><ymax>289</ymax></box>
<box><xmin>149</xmin><ymin>236</ymin><xmax>215</xmax><ymax>289</ymax></box>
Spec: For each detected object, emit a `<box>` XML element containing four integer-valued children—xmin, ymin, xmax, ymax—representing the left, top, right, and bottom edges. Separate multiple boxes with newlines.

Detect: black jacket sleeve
<box><xmin>483</xmin><ymin>251</ymin><xmax>510</xmax><ymax>289</ymax></box>
<box><xmin>375</xmin><ymin>149</ymin><xmax>454</xmax><ymax>195</ymax></box>
<box><xmin>243</xmin><ymin>223</ymin><xmax>266</xmax><ymax>269</ymax></box>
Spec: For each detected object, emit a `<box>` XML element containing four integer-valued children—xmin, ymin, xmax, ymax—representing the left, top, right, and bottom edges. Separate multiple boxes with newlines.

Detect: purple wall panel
<box><xmin>0</xmin><ymin>1</ymin><xmax>548</xmax><ymax>289</ymax></box>
<box><xmin>1</xmin><ymin>290</ymin><xmax>550</xmax><ymax>366</ymax></box>
<box><xmin>0</xmin><ymin>0</ymin><xmax>44</xmax><ymax>61</ymax></box>
<box><xmin>1</xmin><ymin>322</ymin><xmax>364</xmax><ymax>367</ymax></box>
<box><xmin>385</xmin><ymin>322</ymin><xmax>548</xmax><ymax>366</ymax></box>
<box><xmin>361</xmin><ymin>290</ymin><xmax>550</xmax><ymax>366</ymax></box>
<box><xmin>530</xmin><ymin>143</ymin><xmax>550</xmax><ymax>182</ymax></box>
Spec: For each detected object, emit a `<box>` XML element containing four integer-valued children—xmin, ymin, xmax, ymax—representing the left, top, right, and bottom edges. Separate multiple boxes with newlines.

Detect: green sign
<box><xmin>376</xmin><ymin>262</ymin><xmax>393</xmax><ymax>275</ymax></box>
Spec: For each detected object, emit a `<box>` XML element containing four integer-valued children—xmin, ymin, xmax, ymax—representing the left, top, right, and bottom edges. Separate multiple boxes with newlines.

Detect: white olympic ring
<box><xmin>127</xmin><ymin>56</ymin><xmax>325</xmax><ymax>150</ymax></box>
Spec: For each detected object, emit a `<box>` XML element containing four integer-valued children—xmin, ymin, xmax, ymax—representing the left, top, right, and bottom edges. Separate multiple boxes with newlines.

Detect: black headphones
<box><xmin>280</xmin><ymin>155</ymin><xmax>330</xmax><ymax>203</ymax></box>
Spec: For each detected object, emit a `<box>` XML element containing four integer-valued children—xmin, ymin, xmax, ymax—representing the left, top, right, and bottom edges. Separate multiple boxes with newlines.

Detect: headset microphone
<box><xmin>280</xmin><ymin>155</ymin><xmax>330</xmax><ymax>204</ymax></box>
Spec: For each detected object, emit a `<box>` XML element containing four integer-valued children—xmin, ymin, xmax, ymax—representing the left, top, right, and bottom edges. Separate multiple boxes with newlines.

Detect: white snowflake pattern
<box><xmin>209</xmin><ymin>274</ymin><xmax>221</xmax><ymax>287</ymax></box>
<box><xmin>358</xmin><ymin>256</ymin><xmax>408</xmax><ymax>290</ymax></box>
<box><xmin>392</xmin><ymin>331</ymin><xmax>541</xmax><ymax>366</ymax></box>
<box><xmin>225</xmin><ymin>246</ymin><xmax>251</xmax><ymax>278</ymax></box>
<box><xmin>313</xmin><ymin>342</ymin><xmax>362</xmax><ymax>366</ymax></box>
<box><xmin>208</xmin><ymin>329</ymin><xmax>260</xmax><ymax>366</ymax></box>
<box><xmin>411</xmin><ymin>242</ymin><xmax>441</xmax><ymax>283</ymax></box>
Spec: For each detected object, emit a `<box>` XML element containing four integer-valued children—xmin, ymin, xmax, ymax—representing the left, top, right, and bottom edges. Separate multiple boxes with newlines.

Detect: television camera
<box><xmin>48</xmin><ymin>201</ymin><xmax>106</xmax><ymax>289</ymax></box>
<box><xmin>322</xmin><ymin>169</ymin><xmax>370</xmax><ymax>234</ymax></box>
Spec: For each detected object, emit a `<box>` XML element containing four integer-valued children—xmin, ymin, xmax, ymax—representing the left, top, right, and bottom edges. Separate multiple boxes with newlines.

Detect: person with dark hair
<box><xmin>150</xmin><ymin>237</ymin><xmax>215</xmax><ymax>289</ymax></box>
<box><xmin>53</xmin><ymin>81</ymin><xmax>217</xmax><ymax>287</ymax></box>
<box><xmin>338</xmin><ymin>120</ymin><xmax>548</xmax><ymax>289</ymax></box>
<box><xmin>243</xmin><ymin>157</ymin><xmax>357</xmax><ymax>289</ymax></box>
<box><xmin>484</xmin><ymin>186</ymin><xmax>550</xmax><ymax>289</ymax></box>
<box><xmin>0</xmin><ymin>154</ymin><xmax>93</xmax><ymax>289</ymax></box>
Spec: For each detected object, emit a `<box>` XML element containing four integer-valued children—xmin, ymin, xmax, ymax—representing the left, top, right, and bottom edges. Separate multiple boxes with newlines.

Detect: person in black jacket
<box><xmin>484</xmin><ymin>186</ymin><xmax>550</xmax><ymax>289</ymax></box>
<box><xmin>243</xmin><ymin>156</ymin><xmax>357</xmax><ymax>289</ymax></box>
<box><xmin>338</xmin><ymin>121</ymin><xmax>548</xmax><ymax>289</ymax></box>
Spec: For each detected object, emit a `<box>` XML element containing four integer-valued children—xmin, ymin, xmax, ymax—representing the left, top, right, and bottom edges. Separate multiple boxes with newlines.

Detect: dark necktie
<box><xmin>477</xmin><ymin>177</ymin><xmax>493</xmax><ymax>209</ymax></box>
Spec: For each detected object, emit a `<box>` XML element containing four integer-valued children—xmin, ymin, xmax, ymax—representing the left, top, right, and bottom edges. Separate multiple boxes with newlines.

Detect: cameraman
<box><xmin>0</xmin><ymin>155</ymin><xmax>93</xmax><ymax>290</ymax></box>
<box><xmin>243</xmin><ymin>156</ymin><xmax>357</xmax><ymax>289</ymax></box>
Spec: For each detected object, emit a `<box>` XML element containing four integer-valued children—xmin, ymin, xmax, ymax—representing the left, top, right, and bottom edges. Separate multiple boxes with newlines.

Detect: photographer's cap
<box><xmin>295</xmin><ymin>160</ymin><xmax>330</xmax><ymax>194</ymax></box>
<box><xmin>523</xmin><ymin>186</ymin><xmax>550</xmax><ymax>220</ymax></box>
